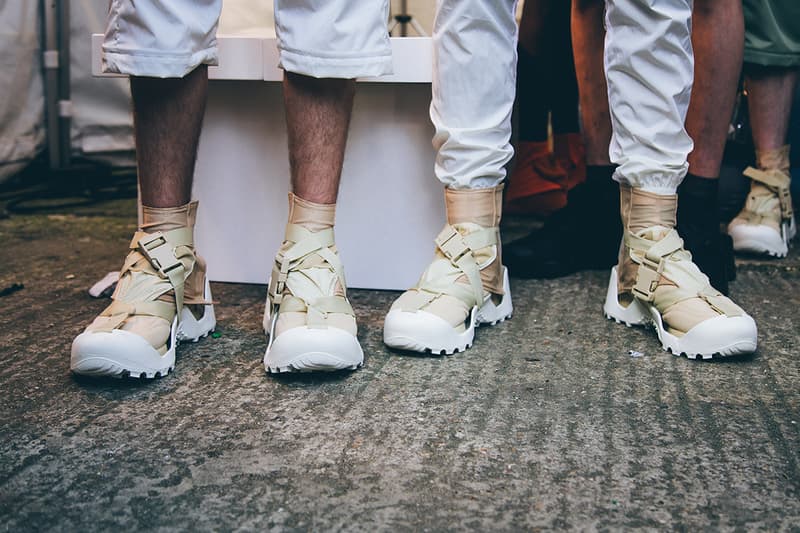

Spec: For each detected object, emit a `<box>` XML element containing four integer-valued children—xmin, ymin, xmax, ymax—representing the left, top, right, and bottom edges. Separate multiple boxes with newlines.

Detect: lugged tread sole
<box><xmin>264</xmin><ymin>325</ymin><xmax>364</xmax><ymax>374</ymax></box>
<box><xmin>729</xmin><ymin>217</ymin><xmax>796</xmax><ymax>259</ymax></box>
<box><xmin>266</xmin><ymin>361</ymin><xmax>363</xmax><ymax>374</ymax></box>
<box><xmin>604</xmin><ymin>312</ymin><xmax>753</xmax><ymax>360</ymax></box>
<box><xmin>383</xmin><ymin>268</ymin><xmax>513</xmax><ymax>355</ymax></box>
<box><xmin>603</xmin><ymin>267</ymin><xmax>757</xmax><ymax>360</ymax></box>
<box><xmin>388</xmin><ymin>313</ymin><xmax>512</xmax><ymax>356</ymax></box>
<box><xmin>71</xmin><ymin>279</ymin><xmax>216</xmax><ymax>380</ymax></box>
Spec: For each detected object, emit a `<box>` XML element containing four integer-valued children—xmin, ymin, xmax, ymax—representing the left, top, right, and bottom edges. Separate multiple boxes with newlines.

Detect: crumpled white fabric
<box><xmin>431</xmin><ymin>0</ymin><xmax>519</xmax><ymax>190</ymax></box>
<box><xmin>102</xmin><ymin>0</ymin><xmax>392</xmax><ymax>80</ymax></box>
<box><xmin>0</xmin><ymin>1</ymin><xmax>44</xmax><ymax>181</ymax></box>
<box><xmin>605</xmin><ymin>0</ymin><xmax>694</xmax><ymax>195</ymax></box>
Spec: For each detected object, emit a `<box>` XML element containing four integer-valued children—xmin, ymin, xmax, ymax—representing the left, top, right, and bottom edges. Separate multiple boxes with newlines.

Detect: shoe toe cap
<box><xmin>264</xmin><ymin>327</ymin><xmax>363</xmax><ymax>372</ymax></box>
<box><xmin>680</xmin><ymin>313</ymin><xmax>757</xmax><ymax>357</ymax></box>
<box><xmin>383</xmin><ymin>308</ymin><xmax>469</xmax><ymax>353</ymax></box>
<box><xmin>71</xmin><ymin>330</ymin><xmax>168</xmax><ymax>377</ymax></box>
<box><xmin>729</xmin><ymin>222</ymin><xmax>786</xmax><ymax>255</ymax></box>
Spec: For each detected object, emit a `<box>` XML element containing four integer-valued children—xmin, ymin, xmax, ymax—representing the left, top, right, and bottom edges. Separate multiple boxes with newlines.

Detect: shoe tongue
<box><xmin>287</xmin><ymin>266</ymin><xmax>343</xmax><ymax>299</ymax></box>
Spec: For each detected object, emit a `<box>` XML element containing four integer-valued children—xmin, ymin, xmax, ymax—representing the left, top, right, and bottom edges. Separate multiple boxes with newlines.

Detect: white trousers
<box><xmin>102</xmin><ymin>0</ymin><xmax>392</xmax><ymax>79</ymax></box>
<box><xmin>431</xmin><ymin>0</ymin><xmax>519</xmax><ymax>190</ymax></box>
<box><xmin>605</xmin><ymin>0</ymin><xmax>694</xmax><ymax>195</ymax></box>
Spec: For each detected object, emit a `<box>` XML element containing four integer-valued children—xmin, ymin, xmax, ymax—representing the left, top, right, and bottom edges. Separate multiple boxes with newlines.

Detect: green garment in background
<box><xmin>743</xmin><ymin>0</ymin><xmax>800</xmax><ymax>67</ymax></box>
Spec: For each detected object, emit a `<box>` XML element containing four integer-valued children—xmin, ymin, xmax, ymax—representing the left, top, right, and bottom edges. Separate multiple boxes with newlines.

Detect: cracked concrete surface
<box><xmin>1</xmin><ymin>198</ymin><xmax>799</xmax><ymax>531</ymax></box>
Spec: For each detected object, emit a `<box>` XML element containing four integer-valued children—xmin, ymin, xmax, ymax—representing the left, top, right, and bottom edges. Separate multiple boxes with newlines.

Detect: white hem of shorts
<box><xmin>278</xmin><ymin>48</ymin><xmax>393</xmax><ymax>79</ymax></box>
<box><xmin>102</xmin><ymin>48</ymin><xmax>219</xmax><ymax>78</ymax></box>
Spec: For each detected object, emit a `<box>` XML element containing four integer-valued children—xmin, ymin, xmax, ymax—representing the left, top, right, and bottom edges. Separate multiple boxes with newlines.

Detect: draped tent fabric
<box><xmin>0</xmin><ymin>1</ymin><xmax>45</xmax><ymax>181</ymax></box>
<box><xmin>0</xmin><ymin>0</ymin><xmax>276</xmax><ymax>182</ymax></box>
<box><xmin>68</xmin><ymin>0</ymin><xmax>274</xmax><ymax>167</ymax></box>
<box><xmin>69</xmin><ymin>0</ymin><xmax>135</xmax><ymax>165</ymax></box>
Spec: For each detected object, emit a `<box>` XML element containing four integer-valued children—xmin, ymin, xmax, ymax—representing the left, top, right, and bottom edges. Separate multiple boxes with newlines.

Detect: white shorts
<box><xmin>102</xmin><ymin>0</ymin><xmax>393</xmax><ymax>79</ymax></box>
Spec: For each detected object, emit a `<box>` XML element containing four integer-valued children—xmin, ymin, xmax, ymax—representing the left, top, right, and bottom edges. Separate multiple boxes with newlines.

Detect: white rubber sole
<box><xmin>70</xmin><ymin>279</ymin><xmax>216</xmax><ymax>379</ymax></box>
<box><xmin>729</xmin><ymin>216</ymin><xmax>796</xmax><ymax>258</ymax></box>
<box><xmin>263</xmin><ymin>314</ymin><xmax>363</xmax><ymax>373</ymax></box>
<box><xmin>383</xmin><ymin>267</ymin><xmax>513</xmax><ymax>355</ymax></box>
<box><xmin>603</xmin><ymin>267</ymin><xmax>757</xmax><ymax>359</ymax></box>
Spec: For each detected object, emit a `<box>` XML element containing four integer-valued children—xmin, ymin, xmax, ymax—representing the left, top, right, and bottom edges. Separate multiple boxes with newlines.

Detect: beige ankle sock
<box><xmin>445</xmin><ymin>185</ymin><xmax>505</xmax><ymax>296</ymax></box>
<box><xmin>287</xmin><ymin>193</ymin><xmax>335</xmax><ymax>233</ymax></box>
<box><xmin>618</xmin><ymin>185</ymin><xmax>677</xmax><ymax>302</ymax></box>
<box><xmin>140</xmin><ymin>201</ymin><xmax>208</xmax><ymax>306</ymax></box>
<box><xmin>756</xmin><ymin>145</ymin><xmax>790</xmax><ymax>173</ymax></box>
<box><xmin>445</xmin><ymin>185</ymin><xmax>502</xmax><ymax>228</ymax></box>
<box><xmin>620</xmin><ymin>185</ymin><xmax>677</xmax><ymax>234</ymax></box>
<box><xmin>142</xmin><ymin>202</ymin><xmax>196</xmax><ymax>233</ymax></box>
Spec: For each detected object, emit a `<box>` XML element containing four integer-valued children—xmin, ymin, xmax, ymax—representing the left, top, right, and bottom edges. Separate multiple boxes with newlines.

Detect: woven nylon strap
<box><xmin>404</xmin><ymin>224</ymin><xmax>497</xmax><ymax>309</ymax></box>
<box><xmin>267</xmin><ymin>224</ymin><xmax>353</xmax><ymax>326</ymax></box>
<box><xmin>95</xmin><ymin>228</ymin><xmax>193</xmax><ymax>331</ymax></box>
<box><xmin>627</xmin><ymin>228</ymin><xmax>741</xmax><ymax>316</ymax></box>
<box><xmin>743</xmin><ymin>166</ymin><xmax>793</xmax><ymax>220</ymax></box>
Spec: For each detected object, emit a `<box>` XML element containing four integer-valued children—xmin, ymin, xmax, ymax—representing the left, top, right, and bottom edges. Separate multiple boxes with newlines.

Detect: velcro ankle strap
<box><xmin>134</xmin><ymin>231</ymin><xmax>188</xmax><ymax>314</ymax></box>
<box><xmin>268</xmin><ymin>225</ymin><xmax>347</xmax><ymax>314</ymax></box>
<box><xmin>631</xmin><ymin>229</ymin><xmax>683</xmax><ymax>302</ymax></box>
<box><xmin>744</xmin><ymin>167</ymin><xmax>794</xmax><ymax>219</ymax></box>
<box><xmin>432</xmin><ymin>225</ymin><xmax>484</xmax><ymax>305</ymax></box>
<box><xmin>435</xmin><ymin>226</ymin><xmax>471</xmax><ymax>264</ymax></box>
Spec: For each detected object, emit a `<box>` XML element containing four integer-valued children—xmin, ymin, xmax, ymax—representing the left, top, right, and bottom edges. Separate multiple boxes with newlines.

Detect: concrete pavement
<box><xmin>1</xmin><ymin>198</ymin><xmax>799</xmax><ymax>531</ymax></box>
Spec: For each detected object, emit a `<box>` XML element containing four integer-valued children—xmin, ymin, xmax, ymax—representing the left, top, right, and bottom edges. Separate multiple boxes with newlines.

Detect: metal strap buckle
<box><xmin>779</xmin><ymin>186</ymin><xmax>794</xmax><ymax>219</ymax></box>
<box><xmin>138</xmin><ymin>232</ymin><xmax>183</xmax><ymax>278</ymax></box>
<box><xmin>268</xmin><ymin>250</ymin><xmax>292</xmax><ymax>304</ymax></box>
<box><xmin>268</xmin><ymin>273</ymin><xmax>287</xmax><ymax>305</ymax></box>
<box><xmin>632</xmin><ymin>255</ymin><xmax>663</xmax><ymax>302</ymax></box>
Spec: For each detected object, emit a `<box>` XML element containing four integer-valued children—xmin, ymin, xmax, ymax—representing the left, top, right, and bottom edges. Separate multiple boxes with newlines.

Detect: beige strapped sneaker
<box><xmin>71</xmin><ymin>202</ymin><xmax>216</xmax><ymax>378</ymax></box>
<box><xmin>604</xmin><ymin>185</ymin><xmax>756</xmax><ymax>359</ymax></box>
<box><xmin>263</xmin><ymin>193</ymin><xmax>363</xmax><ymax>373</ymax></box>
<box><xmin>728</xmin><ymin>146</ymin><xmax>796</xmax><ymax>258</ymax></box>
<box><xmin>383</xmin><ymin>185</ymin><xmax>513</xmax><ymax>354</ymax></box>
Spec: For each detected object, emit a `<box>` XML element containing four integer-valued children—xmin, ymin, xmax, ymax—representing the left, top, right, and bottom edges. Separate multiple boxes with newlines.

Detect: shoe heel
<box><xmin>476</xmin><ymin>267</ymin><xmax>513</xmax><ymax>325</ymax></box>
<box><xmin>177</xmin><ymin>278</ymin><xmax>216</xmax><ymax>341</ymax></box>
<box><xmin>603</xmin><ymin>267</ymin><xmax>649</xmax><ymax>326</ymax></box>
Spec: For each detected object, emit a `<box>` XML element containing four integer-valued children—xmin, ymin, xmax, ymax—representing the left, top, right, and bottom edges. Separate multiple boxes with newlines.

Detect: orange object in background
<box><xmin>505</xmin><ymin>136</ymin><xmax>587</xmax><ymax>218</ymax></box>
<box><xmin>553</xmin><ymin>132</ymin><xmax>586</xmax><ymax>191</ymax></box>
